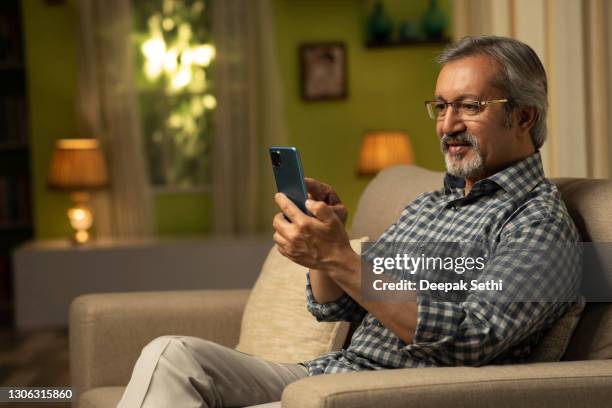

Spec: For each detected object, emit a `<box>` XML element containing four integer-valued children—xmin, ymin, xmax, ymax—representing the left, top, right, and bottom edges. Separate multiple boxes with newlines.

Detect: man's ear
<box><xmin>518</xmin><ymin>107</ymin><xmax>537</xmax><ymax>133</ymax></box>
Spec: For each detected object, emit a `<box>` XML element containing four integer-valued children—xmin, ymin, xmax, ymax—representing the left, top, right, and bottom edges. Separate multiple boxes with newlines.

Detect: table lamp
<box><xmin>48</xmin><ymin>139</ymin><xmax>109</xmax><ymax>245</ymax></box>
<box><xmin>357</xmin><ymin>131</ymin><xmax>414</xmax><ymax>176</ymax></box>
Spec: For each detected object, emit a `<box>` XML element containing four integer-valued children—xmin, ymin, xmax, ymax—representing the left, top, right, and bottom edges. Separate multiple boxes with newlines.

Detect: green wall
<box><xmin>22</xmin><ymin>0</ymin><xmax>78</xmax><ymax>240</ymax></box>
<box><xmin>23</xmin><ymin>0</ymin><xmax>450</xmax><ymax>239</ymax></box>
<box><xmin>274</xmin><ymin>0</ymin><xmax>448</xmax><ymax>228</ymax></box>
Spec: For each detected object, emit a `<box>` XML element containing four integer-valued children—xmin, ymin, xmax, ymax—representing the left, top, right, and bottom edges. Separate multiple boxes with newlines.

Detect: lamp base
<box><xmin>68</xmin><ymin>192</ymin><xmax>94</xmax><ymax>245</ymax></box>
<box><xmin>71</xmin><ymin>228</ymin><xmax>91</xmax><ymax>245</ymax></box>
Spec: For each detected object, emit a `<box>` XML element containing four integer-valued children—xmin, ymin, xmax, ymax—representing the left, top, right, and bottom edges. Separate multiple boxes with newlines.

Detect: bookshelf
<box><xmin>0</xmin><ymin>0</ymin><xmax>32</xmax><ymax>325</ymax></box>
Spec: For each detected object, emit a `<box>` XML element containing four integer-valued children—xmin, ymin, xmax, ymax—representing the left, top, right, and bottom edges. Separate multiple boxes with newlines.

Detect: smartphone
<box><xmin>269</xmin><ymin>146</ymin><xmax>310</xmax><ymax>216</ymax></box>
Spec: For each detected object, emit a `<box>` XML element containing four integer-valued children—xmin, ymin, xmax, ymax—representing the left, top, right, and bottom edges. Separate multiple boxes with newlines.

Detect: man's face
<box><xmin>434</xmin><ymin>55</ymin><xmax>517</xmax><ymax>180</ymax></box>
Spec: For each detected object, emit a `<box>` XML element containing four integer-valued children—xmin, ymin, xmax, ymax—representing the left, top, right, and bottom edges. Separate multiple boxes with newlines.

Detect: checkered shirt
<box><xmin>302</xmin><ymin>152</ymin><xmax>580</xmax><ymax>375</ymax></box>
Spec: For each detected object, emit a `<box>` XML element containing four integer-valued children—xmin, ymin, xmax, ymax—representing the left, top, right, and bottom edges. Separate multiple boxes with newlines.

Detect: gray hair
<box><xmin>437</xmin><ymin>36</ymin><xmax>548</xmax><ymax>149</ymax></box>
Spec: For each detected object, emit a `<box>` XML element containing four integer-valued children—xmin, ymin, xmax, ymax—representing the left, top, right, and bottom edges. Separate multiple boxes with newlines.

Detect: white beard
<box><xmin>445</xmin><ymin>150</ymin><xmax>485</xmax><ymax>178</ymax></box>
<box><xmin>441</xmin><ymin>133</ymin><xmax>485</xmax><ymax>178</ymax></box>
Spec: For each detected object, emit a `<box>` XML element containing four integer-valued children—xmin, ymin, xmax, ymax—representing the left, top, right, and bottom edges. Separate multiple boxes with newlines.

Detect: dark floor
<box><xmin>0</xmin><ymin>327</ymin><xmax>70</xmax><ymax>408</ymax></box>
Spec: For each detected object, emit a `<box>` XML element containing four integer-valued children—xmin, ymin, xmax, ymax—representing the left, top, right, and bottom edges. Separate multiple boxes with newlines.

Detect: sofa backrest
<box><xmin>351</xmin><ymin>165</ymin><xmax>612</xmax><ymax>360</ymax></box>
<box><xmin>553</xmin><ymin>179</ymin><xmax>612</xmax><ymax>360</ymax></box>
<box><xmin>352</xmin><ymin>165</ymin><xmax>442</xmax><ymax>241</ymax></box>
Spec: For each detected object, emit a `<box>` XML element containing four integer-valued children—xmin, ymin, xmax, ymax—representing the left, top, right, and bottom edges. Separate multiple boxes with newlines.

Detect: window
<box><xmin>132</xmin><ymin>0</ymin><xmax>215</xmax><ymax>190</ymax></box>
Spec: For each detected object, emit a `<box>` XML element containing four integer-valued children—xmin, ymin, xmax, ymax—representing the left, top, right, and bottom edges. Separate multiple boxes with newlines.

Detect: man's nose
<box><xmin>439</xmin><ymin>108</ymin><xmax>466</xmax><ymax>135</ymax></box>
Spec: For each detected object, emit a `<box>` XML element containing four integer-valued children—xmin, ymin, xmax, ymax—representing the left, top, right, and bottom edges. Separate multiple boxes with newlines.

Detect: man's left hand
<box><xmin>272</xmin><ymin>193</ymin><xmax>352</xmax><ymax>270</ymax></box>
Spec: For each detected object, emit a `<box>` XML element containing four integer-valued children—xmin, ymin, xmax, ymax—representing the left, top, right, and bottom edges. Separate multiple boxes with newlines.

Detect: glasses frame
<box><xmin>424</xmin><ymin>98</ymin><xmax>509</xmax><ymax>120</ymax></box>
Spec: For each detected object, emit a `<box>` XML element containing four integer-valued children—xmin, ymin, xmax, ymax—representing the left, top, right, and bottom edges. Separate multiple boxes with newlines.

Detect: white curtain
<box><xmin>212</xmin><ymin>0</ymin><xmax>288</xmax><ymax>234</ymax></box>
<box><xmin>76</xmin><ymin>0</ymin><xmax>155</xmax><ymax>237</ymax></box>
<box><xmin>453</xmin><ymin>0</ymin><xmax>611</xmax><ymax>178</ymax></box>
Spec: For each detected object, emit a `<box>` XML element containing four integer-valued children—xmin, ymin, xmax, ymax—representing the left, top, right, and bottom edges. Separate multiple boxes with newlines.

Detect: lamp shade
<box><xmin>357</xmin><ymin>131</ymin><xmax>414</xmax><ymax>176</ymax></box>
<box><xmin>48</xmin><ymin>139</ymin><xmax>109</xmax><ymax>190</ymax></box>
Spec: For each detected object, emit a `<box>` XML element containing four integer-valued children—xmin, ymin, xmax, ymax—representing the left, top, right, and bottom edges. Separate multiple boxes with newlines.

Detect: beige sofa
<box><xmin>70</xmin><ymin>165</ymin><xmax>612</xmax><ymax>407</ymax></box>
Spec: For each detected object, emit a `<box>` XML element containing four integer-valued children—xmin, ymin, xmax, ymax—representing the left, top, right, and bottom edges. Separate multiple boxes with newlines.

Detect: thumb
<box><xmin>306</xmin><ymin>199</ymin><xmax>337</xmax><ymax>223</ymax></box>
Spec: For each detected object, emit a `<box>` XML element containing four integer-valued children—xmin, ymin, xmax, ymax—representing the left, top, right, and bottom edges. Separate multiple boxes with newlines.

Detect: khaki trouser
<box><xmin>117</xmin><ymin>336</ymin><xmax>308</xmax><ymax>408</ymax></box>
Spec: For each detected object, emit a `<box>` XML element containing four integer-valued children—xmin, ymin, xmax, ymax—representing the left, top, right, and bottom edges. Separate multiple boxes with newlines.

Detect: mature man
<box><xmin>118</xmin><ymin>36</ymin><xmax>579</xmax><ymax>407</ymax></box>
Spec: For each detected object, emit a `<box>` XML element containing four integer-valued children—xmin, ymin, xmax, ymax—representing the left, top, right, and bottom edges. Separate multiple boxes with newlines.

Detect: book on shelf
<box><xmin>0</xmin><ymin>95</ymin><xmax>26</xmax><ymax>144</ymax></box>
<box><xmin>0</xmin><ymin>254</ymin><xmax>8</xmax><ymax>301</ymax></box>
<box><xmin>0</xmin><ymin>5</ymin><xmax>23</xmax><ymax>67</ymax></box>
<box><xmin>0</xmin><ymin>175</ymin><xmax>30</xmax><ymax>226</ymax></box>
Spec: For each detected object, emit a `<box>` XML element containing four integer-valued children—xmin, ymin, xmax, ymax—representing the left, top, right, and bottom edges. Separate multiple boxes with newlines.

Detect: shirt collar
<box><xmin>443</xmin><ymin>151</ymin><xmax>545</xmax><ymax>197</ymax></box>
<box><xmin>443</xmin><ymin>173</ymin><xmax>465</xmax><ymax>194</ymax></box>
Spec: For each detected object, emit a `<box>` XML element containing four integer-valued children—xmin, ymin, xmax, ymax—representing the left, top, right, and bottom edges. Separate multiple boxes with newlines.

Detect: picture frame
<box><xmin>299</xmin><ymin>42</ymin><xmax>347</xmax><ymax>101</ymax></box>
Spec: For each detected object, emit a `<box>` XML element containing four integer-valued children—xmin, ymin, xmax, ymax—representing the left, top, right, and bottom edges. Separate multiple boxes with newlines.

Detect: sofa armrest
<box><xmin>69</xmin><ymin>289</ymin><xmax>250</xmax><ymax>396</ymax></box>
<box><xmin>282</xmin><ymin>360</ymin><xmax>612</xmax><ymax>408</ymax></box>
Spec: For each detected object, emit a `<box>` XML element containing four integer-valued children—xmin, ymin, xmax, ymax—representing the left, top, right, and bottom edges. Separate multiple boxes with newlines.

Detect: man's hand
<box><xmin>273</xmin><ymin>194</ymin><xmax>419</xmax><ymax>345</ymax></box>
<box><xmin>272</xmin><ymin>192</ymin><xmax>352</xmax><ymax>271</ymax></box>
<box><xmin>304</xmin><ymin>178</ymin><xmax>348</xmax><ymax>225</ymax></box>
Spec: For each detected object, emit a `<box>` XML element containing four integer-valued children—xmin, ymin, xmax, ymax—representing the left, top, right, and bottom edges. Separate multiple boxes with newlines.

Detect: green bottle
<box><xmin>366</xmin><ymin>1</ymin><xmax>393</xmax><ymax>45</ymax></box>
<box><xmin>422</xmin><ymin>0</ymin><xmax>447</xmax><ymax>41</ymax></box>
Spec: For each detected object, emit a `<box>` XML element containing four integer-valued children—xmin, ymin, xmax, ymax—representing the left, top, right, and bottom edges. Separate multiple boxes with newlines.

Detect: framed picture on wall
<box><xmin>300</xmin><ymin>42</ymin><xmax>347</xmax><ymax>101</ymax></box>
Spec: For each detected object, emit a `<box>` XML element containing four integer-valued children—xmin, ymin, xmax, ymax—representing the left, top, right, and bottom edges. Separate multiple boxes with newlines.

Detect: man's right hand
<box><xmin>304</xmin><ymin>177</ymin><xmax>348</xmax><ymax>225</ymax></box>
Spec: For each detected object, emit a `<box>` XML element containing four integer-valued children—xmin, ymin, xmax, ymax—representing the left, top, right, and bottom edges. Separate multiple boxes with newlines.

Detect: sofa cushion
<box><xmin>529</xmin><ymin>298</ymin><xmax>585</xmax><ymax>362</ymax></box>
<box><xmin>564</xmin><ymin>303</ymin><xmax>612</xmax><ymax>360</ymax></box>
<box><xmin>552</xmin><ymin>178</ymin><xmax>612</xmax><ymax>359</ymax></box>
<box><xmin>236</xmin><ymin>238</ymin><xmax>368</xmax><ymax>363</ymax></box>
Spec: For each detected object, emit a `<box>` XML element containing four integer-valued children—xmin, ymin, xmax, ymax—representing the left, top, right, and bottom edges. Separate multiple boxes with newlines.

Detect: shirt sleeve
<box><xmin>305</xmin><ymin>271</ymin><xmax>367</xmax><ymax>323</ymax></box>
<box><xmin>304</xmin><ymin>199</ymin><xmax>420</xmax><ymax>323</ymax></box>
<box><xmin>402</xmin><ymin>211</ymin><xmax>581</xmax><ymax>366</ymax></box>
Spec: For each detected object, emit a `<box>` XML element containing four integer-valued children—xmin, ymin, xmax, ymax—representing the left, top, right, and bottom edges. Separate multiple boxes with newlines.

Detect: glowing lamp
<box><xmin>48</xmin><ymin>139</ymin><xmax>109</xmax><ymax>245</ymax></box>
<box><xmin>357</xmin><ymin>131</ymin><xmax>415</xmax><ymax>176</ymax></box>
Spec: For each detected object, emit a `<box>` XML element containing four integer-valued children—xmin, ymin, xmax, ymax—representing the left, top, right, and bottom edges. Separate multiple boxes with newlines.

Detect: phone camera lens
<box><xmin>271</xmin><ymin>151</ymin><xmax>282</xmax><ymax>167</ymax></box>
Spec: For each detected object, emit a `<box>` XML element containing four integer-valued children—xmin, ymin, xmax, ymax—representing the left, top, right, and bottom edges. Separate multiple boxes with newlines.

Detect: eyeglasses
<box><xmin>424</xmin><ymin>99</ymin><xmax>509</xmax><ymax>120</ymax></box>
